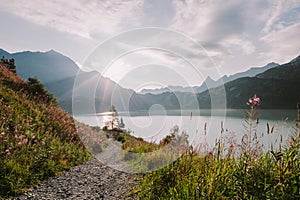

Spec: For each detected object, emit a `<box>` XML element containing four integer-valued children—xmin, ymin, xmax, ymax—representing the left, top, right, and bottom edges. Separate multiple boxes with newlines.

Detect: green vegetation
<box><xmin>108</xmin><ymin>130</ymin><xmax>159</xmax><ymax>153</ymax></box>
<box><xmin>1</xmin><ymin>57</ymin><xmax>299</xmax><ymax>199</ymax></box>
<box><xmin>135</xmin><ymin>136</ymin><xmax>299</xmax><ymax>199</ymax></box>
<box><xmin>27</xmin><ymin>77</ymin><xmax>57</xmax><ymax>105</ymax></box>
<box><xmin>0</xmin><ymin>65</ymin><xmax>92</xmax><ymax>197</ymax></box>
<box><xmin>130</xmin><ymin>96</ymin><xmax>300</xmax><ymax>199</ymax></box>
<box><xmin>105</xmin><ymin>125</ymin><xmax>189</xmax><ymax>173</ymax></box>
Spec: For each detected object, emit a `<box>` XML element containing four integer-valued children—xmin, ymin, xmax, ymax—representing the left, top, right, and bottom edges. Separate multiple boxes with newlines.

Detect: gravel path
<box><xmin>95</xmin><ymin>139</ymin><xmax>133</xmax><ymax>173</ymax></box>
<box><xmin>12</xmin><ymin>159</ymin><xmax>139</xmax><ymax>200</ymax></box>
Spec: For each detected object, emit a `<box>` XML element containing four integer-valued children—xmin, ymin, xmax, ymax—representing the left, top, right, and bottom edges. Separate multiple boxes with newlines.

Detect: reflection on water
<box><xmin>75</xmin><ymin>109</ymin><xmax>298</xmax><ymax>150</ymax></box>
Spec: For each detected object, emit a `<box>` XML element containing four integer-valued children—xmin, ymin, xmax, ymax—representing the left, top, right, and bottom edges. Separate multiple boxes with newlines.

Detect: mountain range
<box><xmin>140</xmin><ymin>62</ymin><xmax>279</xmax><ymax>94</ymax></box>
<box><xmin>1</xmin><ymin>48</ymin><xmax>299</xmax><ymax>113</ymax></box>
<box><xmin>0</xmin><ymin>49</ymin><xmax>78</xmax><ymax>83</ymax></box>
<box><xmin>0</xmin><ymin>49</ymin><xmax>134</xmax><ymax>113</ymax></box>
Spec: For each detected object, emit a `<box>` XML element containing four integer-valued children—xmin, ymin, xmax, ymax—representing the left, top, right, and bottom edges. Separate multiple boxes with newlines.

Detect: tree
<box><xmin>105</xmin><ymin>105</ymin><xmax>120</xmax><ymax>130</ymax></box>
<box><xmin>119</xmin><ymin>117</ymin><xmax>125</xmax><ymax>129</ymax></box>
<box><xmin>27</xmin><ymin>77</ymin><xmax>46</xmax><ymax>95</ymax></box>
<box><xmin>27</xmin><ymin>77</ymin><xmax>57</xmax><ymax>105</ymax></box>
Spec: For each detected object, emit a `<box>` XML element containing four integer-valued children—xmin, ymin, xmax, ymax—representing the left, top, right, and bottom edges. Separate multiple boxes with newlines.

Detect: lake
<box><xmin>75</xmin><ymin>109</ymin><xmax>298</xmax><ymax>150</ymax></box>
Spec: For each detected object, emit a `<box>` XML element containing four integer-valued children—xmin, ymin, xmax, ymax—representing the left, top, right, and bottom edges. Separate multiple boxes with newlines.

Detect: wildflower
<box><xmin>247</xmin><ymin>98</ymin><xmax>253</xmax><ymax>105</ymax></box>
<box><xmin>24</xmin><ymin>138</ymin><xmax>29</xmax><ymax>145</ymax></box>
<box><xmin>230</xmin><ymin>140</ymin><xmax>237</xmax><ymax>148</ymax></box>
<box><xmin>247</xmin><ymin>94</ymin><xmax>261</xmax><ymax>106</ymax></box>
<box><xmin>253</xmin><ymin>97</ymin><xmax>261</xmax><ymax>105</ymax></box>
<box><xmin>0</xmin><ymin>132</ymin><xmax>4</xmax><ymax>136</ymax></box>
<box><xmin>5</xmin><ymin>148</ymin><xmax>11</xmax><ymax>156</ymax></box>
<box><xmin>19</xmin><ymin>135</ymin><xmax>26</xmax><ymax>139</ymax></box>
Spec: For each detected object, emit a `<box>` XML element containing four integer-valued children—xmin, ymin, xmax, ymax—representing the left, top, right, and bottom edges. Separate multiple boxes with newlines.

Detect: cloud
<box><xmin>168</xmin><ymin>0</ymin><xmax>264</xmax><ymax>69</ymax></box>
<box><xmin>1</xmin><ymin>0</ymin><xmax>299</xmax><ymax>87</ymax></box>
<box><xmin>0</xmin><ymin>0</ymin><xmax>143</xmax><ymax>39</ymax></box>
<box><xmin>262</xmin><ymin>0</ymin><xmax>300</xmax><ymax>34</ymax></box>
<box><xmin>141</xmin><ymin>0</ymin><xmax>176</xmax><ymax>27</ymax></box>
<box><xmin>221</xmin><ymin>36</ymin><xmax>256</xmax><ymax>55</ymax></box>
<box><xmin>170</xmin><ymin>0</ymin><xmax>300</xmax><ymax>69</ymax></box>
<box><xmin>171</xmin><ymin>0</ymin><xmax>261</xmax><ymax>41</ymax></box>
<box><xmin>260</xmin><ymin>22</ymin><xmax>300</xmax><ymax>63</ymax></box>
<box><xmin>262</xmin><ymin>1</ymin><xmax>284</xmax><ymax>34</ymax></box>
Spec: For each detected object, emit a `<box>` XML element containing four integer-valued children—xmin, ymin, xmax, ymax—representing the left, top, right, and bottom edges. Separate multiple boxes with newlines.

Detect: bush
<box><xmin>116</xmin><ymin>135</ymin><xmax>125</xmax><ymax>143</ymax></box>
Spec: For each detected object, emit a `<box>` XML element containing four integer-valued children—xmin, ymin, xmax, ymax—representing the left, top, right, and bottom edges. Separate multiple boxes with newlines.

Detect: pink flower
<box><xmin>247</xmin><ymin>95</ymin><xmax>261</xmax><ymax>106</ymax></box>
<box><xmin>230</xmin><ymin>140</ymin><xmax>237</xmax><ymax>148</ymax></box>
<box><xmin>5</xmin><ymin>149</ymin><xmax>11</xmax><ymax>156</ymax></box>
<box><xmin>18</xmin><ymin>135</ymin><xmax>26</xmax><ymax>139</ymax></box>
<box><xmin>246</xmin><ymin>98</ymin><xmax>253</xmax><ymax>105</ymax></box>
<box><xmin>253</xmin><ymin>97</ymin><xmax>261</xmax><ymax>105</ymax></box>
<box><xmin>24</xmin><ymin>138</ymin><xmax>29</xmax><ymax>145</ymax></box>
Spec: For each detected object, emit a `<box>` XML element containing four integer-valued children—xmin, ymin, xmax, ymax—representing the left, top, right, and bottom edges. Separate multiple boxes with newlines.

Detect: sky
<box><xmin>0</xmin><ymin>0</ymin><xmax>299</xmax><ymax>90</ymax></box>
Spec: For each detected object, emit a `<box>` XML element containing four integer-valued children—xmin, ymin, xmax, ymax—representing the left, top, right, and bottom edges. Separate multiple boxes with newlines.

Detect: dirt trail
<box><xmin>12</xmin><ymin>158</ymin><xmax>138</xmax><ymax>200</ymax></box>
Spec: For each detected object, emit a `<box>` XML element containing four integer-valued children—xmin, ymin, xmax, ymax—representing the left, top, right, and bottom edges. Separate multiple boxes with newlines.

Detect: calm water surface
<box><xmin>75</xmin><ymin>109</ymin><xmax>298</xmax><ymax>149</ymax></box>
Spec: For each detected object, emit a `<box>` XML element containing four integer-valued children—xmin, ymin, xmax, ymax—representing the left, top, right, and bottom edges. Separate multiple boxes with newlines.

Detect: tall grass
<box><xmin>133</xmin><ymin>96</ymin><xmax>300</xmax><ymax>199</ymax></box>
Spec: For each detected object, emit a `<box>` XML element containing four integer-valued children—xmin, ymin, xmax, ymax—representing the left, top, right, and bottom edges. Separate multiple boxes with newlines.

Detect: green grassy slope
<box><xmin>0</xmin><ymin>64</ymin><xmax>92</xmax><ymax>197</ymax></box>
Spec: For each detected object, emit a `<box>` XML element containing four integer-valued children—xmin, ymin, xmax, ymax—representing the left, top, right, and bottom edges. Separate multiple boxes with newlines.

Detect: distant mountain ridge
<box><xmin>0</xmin><ymin>48</ymin><xmax>298</xmax><ymax>112</ymax></box>
<box><xmin>0</xmin><ymin>48</ymin><xmax>137</xmax><ymax>113</ymax></box>
<box><xmin>256</xmin><ymin>57</ymin><xmax>300</xmax><ymax>80</ymax></box>
<box><xmin>197</xmin><ymin>56</ymin><xmax>300</xmax><ymax>109</ymax></box>
<box><xmin>139</xmin><ymin>62</ymin><xmax>279</xmax><ymax>94</ymax></box>
<box><xmin>137</xmin><ymin>55</ymin><xmax>300</xmax><ymax>110</ymax></box>
<box><xmin>0</xmin><ymin>49</ymin><xmax>79</xmax><ymax>83</ymax></box>
<box><xmin>140</xmin><ymin>85</ymin><xmax>197</xmax><ymax>94</ymax></box>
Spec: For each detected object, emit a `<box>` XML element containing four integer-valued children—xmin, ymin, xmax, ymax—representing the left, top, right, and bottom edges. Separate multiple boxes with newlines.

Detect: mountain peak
<box><xmin>46</xmin><ymin>49</ymin><xmax>60</xmax><ymax>55</ymax></box>
<box><xmin>205</xmin><ymin>76</ymin><xmax>214</xmax><ymax>82</ymax></box>
<box><xmin>266</xmin><ymin>62</ymin><xmax>279</xmax><ymax>67</ymax></box>
<box><xmin>221</xmin><ymin>75</ymin><xmax>228</xmax><ymax>80</ymax></box>
<box><xmin>290</xmin><ymin>55</ymin><xmax>300</xmax><ymax>63</ymax></box>
<box><xmin>0</xmin><ymin>48</ymin><xmax>11</xmax><ymax>55</ymax></box>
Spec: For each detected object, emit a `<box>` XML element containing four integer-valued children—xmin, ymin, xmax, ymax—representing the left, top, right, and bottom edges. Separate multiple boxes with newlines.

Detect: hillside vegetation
<box><xmin>0</xmin><ymin>64</ymin><xmax>92</xmax><ymax>197</ymax></box>
<box><xmin>134</xmin><ymin>101</ymin><xmax>300</xmax><ymax>199</ymax></box>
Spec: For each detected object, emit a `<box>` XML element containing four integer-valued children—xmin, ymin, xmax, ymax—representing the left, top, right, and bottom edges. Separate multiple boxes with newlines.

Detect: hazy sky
<box><xmin>0</xmin><ymin>0</ymin><xmax>299</xmax><ymax>89</ymax></box>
